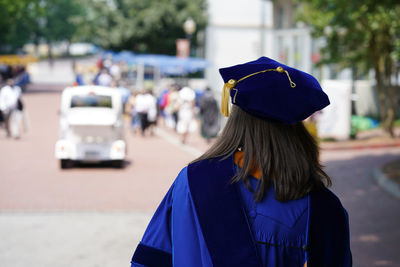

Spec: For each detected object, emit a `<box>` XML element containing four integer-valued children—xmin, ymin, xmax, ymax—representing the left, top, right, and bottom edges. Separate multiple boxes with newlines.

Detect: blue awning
<box><xmin>103</xmin><ymin>51</ymin><xmax>210</xmax><ymax>75</ymax></box>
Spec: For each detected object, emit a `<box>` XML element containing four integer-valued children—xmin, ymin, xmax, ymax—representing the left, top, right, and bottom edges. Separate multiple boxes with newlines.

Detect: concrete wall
<box><xmin>205</xmin><ymin>0</ymin><xmax>274</xmax><ymax>93</ymax></box>
<box><xmin>205</xmin><ymin>0</ymin><xmax>312</xmax><ymax>95</ymax></box>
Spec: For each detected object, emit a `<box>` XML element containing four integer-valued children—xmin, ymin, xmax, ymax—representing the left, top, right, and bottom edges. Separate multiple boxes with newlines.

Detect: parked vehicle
<box><xmin>55</xmin><ymin>86</ymin><xmax>126</xmax><ymax>168</ymax></box>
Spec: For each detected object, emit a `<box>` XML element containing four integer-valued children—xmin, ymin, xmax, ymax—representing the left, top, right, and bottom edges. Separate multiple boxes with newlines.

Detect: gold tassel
<box><xmin>221</xmin><ymin>79</ymin><xmax>237</xmax><ymax>116</ymax></box>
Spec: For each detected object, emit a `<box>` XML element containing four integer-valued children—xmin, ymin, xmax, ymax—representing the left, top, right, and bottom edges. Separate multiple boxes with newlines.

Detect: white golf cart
<box><xmin>55</xmin><ymin>86</ymin><xmax>126</xmax><ymax>169</ymax></box>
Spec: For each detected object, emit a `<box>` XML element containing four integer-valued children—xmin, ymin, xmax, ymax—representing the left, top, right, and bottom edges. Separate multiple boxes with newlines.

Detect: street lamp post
<box><xmin>183</xmin><ymin>17</ymin><xmax>197</xmax><ymax>57</ymax></box>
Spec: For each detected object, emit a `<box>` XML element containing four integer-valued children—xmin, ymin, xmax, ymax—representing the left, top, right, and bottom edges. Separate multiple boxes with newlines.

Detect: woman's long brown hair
<box><xmin>192</xmin><ymin>106</ymin><xmax>331</xmax><ymax>202</ymax></box>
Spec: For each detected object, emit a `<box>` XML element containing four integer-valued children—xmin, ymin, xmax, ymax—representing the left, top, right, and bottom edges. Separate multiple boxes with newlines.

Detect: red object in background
<box><xmin>312</xmin><ymin>53</ymin><xmax>321</xmax><ymax>64</ymax></box>
<box><xmin>176</xmin><ymin>39</ymin><xmax>190</xmax><ymax>58</ymax></box>
<box><xmin>161</xmin><ymin>92</ymin><xmax>169</xmax><ymax>109</ymax></box>
<box><xmin>97</xmin><ymin>59</ymin><xmax>103</xmax><ymax>68</ymax></box>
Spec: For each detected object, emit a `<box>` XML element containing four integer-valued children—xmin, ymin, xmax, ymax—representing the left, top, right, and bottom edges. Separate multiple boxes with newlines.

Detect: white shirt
<box><xmin>97</xmin><ymin>73</ymin><xmax>112</xmax><ymax>86</ymax></box>
<box><xmin>147</xmin><ymin>94</ymin><xmax>158</xmax><ymax>122</ymax></box>
<box><xmin>110</xmin><ymin>64</ymin><xmax>121</xmax><ymax>79</ymax></box>
<box><xmin>0</xmin><ymin>85</ymin><xmax>20</xmax><ymax>112</ymax></box>
<box><xmin>178</xmin><ymin>87</ymin><xmax>195</xmax><ymax>120</ymax></box>
<box><xmin>179</xmin><ymin>86</ymin><xmax>195</xmax><ymax>102</ymax></box>
<box><xmin>135</xmin><ymin>93</ymin><xmax>158</xmax><ymax>118</ymax></box>
<box><xmin>135</xmin><ymin>94</ymin><xmax>149</xmax><ymax>113</ymax></box>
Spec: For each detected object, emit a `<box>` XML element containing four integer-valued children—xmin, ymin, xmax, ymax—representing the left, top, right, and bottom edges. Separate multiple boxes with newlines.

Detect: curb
<box><xmin>372</xmin><ymin>168</ymin><xmax>400</xmax><ymax>199</ymax></box>
<box><xmin>321</xmin><ymin>142</ymin><xmax>400</xmax><ymax>151</ymax></box>
<box><xmin>154</xmin><ymin>127</ymin><xmax>203</xmax><ymax>158</ymax></box>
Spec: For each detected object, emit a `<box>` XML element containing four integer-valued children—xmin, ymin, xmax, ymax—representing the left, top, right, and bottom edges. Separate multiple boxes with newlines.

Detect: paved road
<box><xmin>322</xmin><ymin>149</ymin><xmax>400</xmax><ymax>267</ymax></box>
<box><xmin>0</xmin><ymin>82</ymin><xmax>399</xmax><ymax>266</ymax></box>
<box><xmin>0</xmin><ymin>83</ymin><xmax>194</xmax><ymax>212</ymax></box>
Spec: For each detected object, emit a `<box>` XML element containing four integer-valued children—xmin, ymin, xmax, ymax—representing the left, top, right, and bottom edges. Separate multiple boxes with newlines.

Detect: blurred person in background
<box><xmin>74</xmin><ymin>72</ymin><xmax>85</xmax><ymax>86</ymax></box>
<box><xmin>110</xmin><ymin>62</ymin><xmax>121</xmax><ymax>80</ymax></box>
<box><xmin>199</xmin><ymin>87</ymin><xmax>221</xmax><ymax>144</ymax></box>
<box><xmin>135</xmin><ymin>90</ymin><xmax>149</xmax><ymax>136</ymax></box>
<box><xmin>73</xmin><ymin>65</ymin><xmax>85</xmax><ymax>86</ymax></box>
<box><xmin>120</xmin><ymin>61</ymin><xmax>129</xmax><ymax>80</ymax></box>
<box><xmin>14</xmin><ymin>66</ymin><xmax>30</xmax><ymax>92</ymax></box>
<box><xmin>0</xmin><ymin>79</ymin><xmax>23</xmax><ymax>138</ymax></box>
<box><xmin>102</xmin><ymin>54</ymin><xmax>113</xmax><ymax>69</ymax></box>
<box><xmin>125</xmin><ymin>92</ymin><xmax>141</xmax><ymax>134</ymax></box>
<box><xmin>131</xmin><ymin>57</ymin><xmax>351</xmax><ymax>267</ymax></box>
<box><xmin>165</xmin><ymin>85</ymin><xmax>181</xmax><ymax>130</ymax></box>
<box><xmin>96</xmin><ymin>57</ymin><xmax>103</xmax><ymax>69</ymax></box>
<box><xmin>10</xmin><ymin>84</ymin><xmax>28</xmax><ymax>139</ymax></box>
<box><xmin>97</xmin><ymin>68</ymin><xmax>112</xmax><ymax>86</ymax></box>
<box><xmin>0</xmin><ymin>63</ymin><xmax>8</xmax><ymax>81</ymax></box>
<box><xmin>0</xmin><ymin>65</ymin><xmax>13</xmax><ymax>81</ymax></box>
<box><xmin>176</xmin><ymin>86</ymin><xmax>196</xmax><ymax>144</ymax></box>
<box><xmin>158</xmin><ymin>87</ymin><xmax>170</xmax><ymax>122</ymax></box>
<box><xmin>111</xmin><ymin>80</ymin><xmax>131</xmax><ymax>110</ymax></box>
<box><xmin>146</xmin><ymin>89</ymin><xmax>158</xmax><ymax>136</ymax></box>
<box><xmin>135</xmin><ymin>89</ymin><xmax>157</xmax><ymax>136</ymax></box>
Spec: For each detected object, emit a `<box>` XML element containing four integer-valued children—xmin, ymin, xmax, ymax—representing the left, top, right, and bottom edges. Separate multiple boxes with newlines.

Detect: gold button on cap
<box><xmin>276</xmin><ymin>66</ymin><xmax>284</xmax><ymax>73</ymax></box>
<box><xmin>228</xmin><ymin>79</ymin><xmax>236</xmax><ymax>85</ymax></box>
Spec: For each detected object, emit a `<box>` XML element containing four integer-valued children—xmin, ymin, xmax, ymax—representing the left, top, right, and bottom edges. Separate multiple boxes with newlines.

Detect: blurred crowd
<box><xmin>126</xmin><ymin>84</ymin><xmax>221</xmax><ymax>144</ymax></box>
<box><xmin>73</xmin><ymin>57</ymin><xmax>221</xmax><ymax>144</ymax></box>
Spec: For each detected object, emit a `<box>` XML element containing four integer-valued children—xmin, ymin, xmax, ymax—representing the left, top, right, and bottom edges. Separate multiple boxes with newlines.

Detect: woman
<box><xmin>131</xmin><ymin>57</ymin><xmax>352</xmax><ymax>267</ymax></box>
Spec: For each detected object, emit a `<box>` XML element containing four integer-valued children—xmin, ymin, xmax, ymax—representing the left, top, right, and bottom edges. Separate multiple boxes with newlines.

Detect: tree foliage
<box><xmin>0</xmin><ymin>0</ymin><xmax>35</xmax><ymax>52</ymax></box>
<box><xmin>40</xmin><ymin>0</ymin><xmax>85</xmax><ymax>43</ymax></box>
<box><xmin>296</xmin><ymin>0</ymin><xmax>400</xmax><ymax>136</ymax></box>
<box><xmin>0</xmin><ymin>0</ymin><xmax>85</xmax><ymax>53</ymax></box>
<box><xmin>0</xmin><ymin>0</ymin><xmax>207</xmax><ymax>56</ymax></box>
<box><xmin>79</xmin><ymin>0</ymin><xmax>208</xmax><ymax>54</ymax></box>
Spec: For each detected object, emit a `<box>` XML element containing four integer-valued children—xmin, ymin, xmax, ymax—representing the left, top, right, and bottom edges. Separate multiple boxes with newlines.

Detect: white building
<box><xmin>205</xmin><ymin>0</ymin><xmax>313</xmax><ymax>91</ymax></box>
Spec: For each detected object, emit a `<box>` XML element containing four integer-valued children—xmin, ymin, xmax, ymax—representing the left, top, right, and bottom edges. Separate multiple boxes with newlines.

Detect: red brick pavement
<box><xmin>0</xmin><ymin>84</ymin><xmax>194</xmax><ymax>212</ymax></box>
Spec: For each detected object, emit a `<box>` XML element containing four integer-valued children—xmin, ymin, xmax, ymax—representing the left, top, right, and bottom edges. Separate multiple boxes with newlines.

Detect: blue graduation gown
<box><xmin>131</xmin><ymin>155</ymin><xmax>352</xmax><ymax>267</ymax></box>
<box><xmin>237</xmin><ymin>177</ymin><xmax>309</xmax><ymax>266</ymax></box>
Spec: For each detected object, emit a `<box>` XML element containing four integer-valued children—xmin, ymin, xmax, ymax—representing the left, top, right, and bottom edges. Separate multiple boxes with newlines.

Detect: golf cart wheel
<box><xmin>60</xmin><ymin>159</ymin><xmax>72</xmax><ymax>169</ymax></box>
<box><xmin>112</xmin><ymin>160</ymin><xmax>124</xmax><ymax>168</ymax></box>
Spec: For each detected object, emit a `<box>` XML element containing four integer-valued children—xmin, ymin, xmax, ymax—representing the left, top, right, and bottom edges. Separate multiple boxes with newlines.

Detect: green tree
<box><xmin>37</xmin><ymin>0</ymin><xmax>86</xmax><ymax>57</ymax></box>
<box><xmin>40</xmin><ymin>0</ymin><xmax>84</xmax><ymax>42</ymax></box>
<box><xmin>296</xmin><ymin>0</ymin><xmax>400</xmax><ymax>136</ymax></box>
<box><xmin>0</xmin><ymin>0</ymin><xmax>86</xmax><ymax>55</ymax></box>
<box><xmin>0</xmin><ymin>0</ymin><xmax>33</xmax><ymax>53</ymax></box>
<box><xmin>80</xmin><ymin>0</ymin><xmax>208</xmax><ymax>55</ymax></box>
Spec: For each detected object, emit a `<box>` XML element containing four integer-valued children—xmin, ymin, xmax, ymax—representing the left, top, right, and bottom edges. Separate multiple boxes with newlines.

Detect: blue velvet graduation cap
<box><xmin>219</xmin><ymin>57</ymin><xmax>330</xmax><ymax>124</ymax></box>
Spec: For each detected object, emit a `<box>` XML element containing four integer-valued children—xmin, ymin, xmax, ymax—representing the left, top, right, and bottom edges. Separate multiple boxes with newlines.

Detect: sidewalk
<box><xmin>321</xmin><ymin>136</ymin><xmax>400</xmax><ymax>150</ymax></box>
<box><xmin>373</xmin><ymin>159</ymin><xmax>400</xmax><ymax>199</ymax></box>
<box><xmin>321</xmin><ymin>127</ymin><xmax>400</xmax><ymax>151</ymax></box>
<box><xmin>0</xmin><ymin>212</ymin><xmax>151</xmax><ymax>267</ymax></box>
